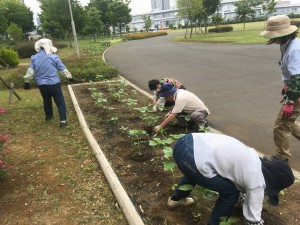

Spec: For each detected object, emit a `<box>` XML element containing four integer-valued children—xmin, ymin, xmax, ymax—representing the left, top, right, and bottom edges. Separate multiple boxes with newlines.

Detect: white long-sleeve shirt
<box><xmin>192</xmin><ymin>133</ymin><xmax>265</xmax><ymax>222</ymax></box>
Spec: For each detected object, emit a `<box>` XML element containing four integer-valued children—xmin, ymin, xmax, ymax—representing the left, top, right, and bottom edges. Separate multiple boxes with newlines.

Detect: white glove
<box><xmin>153</xmin><ymin>125</ymin><xmax>161</xmax><ymax>133</ymax></box>
<box><xmin>152</xmin><ymin>105</ymin><xmax>158</xmax><ymax>112</ymax></box>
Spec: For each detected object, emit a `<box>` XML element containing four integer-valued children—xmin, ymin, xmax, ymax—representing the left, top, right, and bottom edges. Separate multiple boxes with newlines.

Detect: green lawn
<box><xmin>171</xmin><ymin>20</ymin><xmax>299</xmax><ymax>44</ymax></box>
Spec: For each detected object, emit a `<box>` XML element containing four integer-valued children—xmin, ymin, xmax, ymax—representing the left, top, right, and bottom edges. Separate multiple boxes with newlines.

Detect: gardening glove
<box><xmin>24</xmin><ymin>82</ymin><xmax>30</xmax><ymax>90</ymax></box>
<box><xmin>282</xmin><ymin>102</ymin><xmax>294</xmax><ymax>119</ymax></box>
<box><xmin>153</xmin><ymin>125</ymin><xmax>161</xmax><ymax>133</ymax></box>
<box><xmin>152</xmin><ymin>104</ymin><xmax>158</xmax><ymax>112</ymax></box>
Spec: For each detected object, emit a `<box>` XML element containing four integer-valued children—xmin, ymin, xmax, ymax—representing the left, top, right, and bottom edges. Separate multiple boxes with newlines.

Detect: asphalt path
<box><xmin>104</xmin><ymin>32</ymin><xmax>300</xmax><ymax>170</ymax></box>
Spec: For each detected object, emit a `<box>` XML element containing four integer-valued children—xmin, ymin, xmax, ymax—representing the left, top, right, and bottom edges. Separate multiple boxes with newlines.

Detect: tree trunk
<box><xmin>190</xmin><ymin>23</ymin><xmax>193</xmax><ymax>38</ymax></box>
<box><xmin>68</xmin><ymin>31</ymin><xmax>73</xmax><ymax>48</ymax></box>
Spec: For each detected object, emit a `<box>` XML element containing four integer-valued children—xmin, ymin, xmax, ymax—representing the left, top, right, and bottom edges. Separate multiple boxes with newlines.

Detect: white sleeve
<box><xmin>60</xmin><ymin>68</ymin><xmax>72</xmax><ymax>79</ymax></box>
<box><xmin>243</xmin><ymin>188</ymin><xmax>264</xmax><ymax>223</ymax></box>
<box><xmin>24</xmin><ymin>68</ymin><xmax>35</xmax><ymax>82</ymax></box>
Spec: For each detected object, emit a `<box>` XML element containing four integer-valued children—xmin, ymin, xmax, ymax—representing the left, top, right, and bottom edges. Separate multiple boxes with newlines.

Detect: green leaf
<box><xmin>178</xmin><ymin>184</ymin><xmax>193</xmax><ymax>191</ymax></box>
<box><xmin>163</xmin><ymin>161</ymin><xmax>176</xmax><ymax>171</ymax></box>
<box><xmin>163</xmin><ymin>147</ymin><xmax>173</xmax><ymax>159</ymax></box>
<box><xmin>149</xmin><ymin>140</ymin><xmax>158</xmax><ymax>146</ymax></box>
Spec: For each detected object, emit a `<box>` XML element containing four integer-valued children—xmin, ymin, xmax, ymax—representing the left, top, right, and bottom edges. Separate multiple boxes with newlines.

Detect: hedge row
<box><xmin>14</xmin><ymin>41</ymin><xmax>68</xmax><ymax>59</ymax></box>
<box><xmin>291</xmin><ymin>20</ymin><xmax>300</xmax><ymax>27</ymax></box>
<box><xmin>123</xmin><ymin>31</ymin><xmax>168</xmax><ymax>40</ymax></box>
<box><xmin>208</xmin><ymin>26</ymin><xmax>233</xmax><ymax>33</ymax></box>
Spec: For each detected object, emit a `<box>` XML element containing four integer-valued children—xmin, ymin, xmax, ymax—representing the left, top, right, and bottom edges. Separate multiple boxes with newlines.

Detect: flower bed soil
<box><xmin>72</xmin><ymin>81</ymin><xmax>300</xmax><ymax>225</ymax></box>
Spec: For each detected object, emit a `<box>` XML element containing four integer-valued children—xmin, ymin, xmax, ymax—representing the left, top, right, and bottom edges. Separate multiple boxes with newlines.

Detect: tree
<box><xmin>141</xmin><ymin>15</ymin><xmax>152</xmax><ymax>32</ymax></box>
<box><xmin>7</xmin><ymin>22</ymin><xmax>23</xmax><ymax>44</ymax></box>
<box><xmin>108</xmin><ymin>1</ymin><xmax>131</xmax><ymax>36</ymax></box>
<box><xmin>85</xmin><ymin>6</ymin><xmax>104</xmax><ymax>41</ymax></box>
<box><xmin>177</xmin><ymin>0</ymin><xmax>204</xmax><ymax>38</ymax></box>
<box><xmin>89</xmin><ymin>0</ymin><xmax>111</xmax><ymax>36</ymax></box>
<box><xmin>0</xmin><ymin>0</ymin><xmax>34</xmax><ymax>34</ymax></box>
<box><xmin>202</xmin><ymin>0</ymin><xmax>220</xmax><ymax>33</ymax></box>
<box><xmin>38</xmin><ymin>0</ymin><xmax>86</xmax><ymax>46</ymax></box>
<box><xmin>0</xmin><ymin>4</ymin><xmax>8</xmax><ymax>39</ymax></box>
<box><xmin>262</xmin><ymin>0</ymin><xmax>277</xmax><ymax>28</ymax></box>
<box><xmin>234</xmin><ymin>0</ymin><xmax>261</xmax><ymax>30</ymax></box>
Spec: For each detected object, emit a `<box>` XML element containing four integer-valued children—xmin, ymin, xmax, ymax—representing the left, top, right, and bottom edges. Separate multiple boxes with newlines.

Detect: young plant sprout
<box><xmin>110</xmin><ymin>117</ymin><xmax>119</xmax><ymax>123</ymax></box>
<box><xmin>128</xmin><ymin>129</ymin><xmax>148</xmax><ymax>155</ymax></box>
<box><xmin>121</xmin><ymin>98</ymin><xmax>138</xmax><ymax>106</ymax></box>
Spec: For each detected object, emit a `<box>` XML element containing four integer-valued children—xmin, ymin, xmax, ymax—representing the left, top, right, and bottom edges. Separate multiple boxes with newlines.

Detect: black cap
<box><xmin>261</xmin><ymin>159</ymin><xmax>294</xmax><ymax>206</ymax></box>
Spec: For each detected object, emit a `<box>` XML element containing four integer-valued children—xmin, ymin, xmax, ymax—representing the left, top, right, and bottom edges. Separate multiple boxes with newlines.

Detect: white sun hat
<box><xmin>260</xmin><ymin>15</ymin><xmax>298</xmax><ymax>39</ymax></box>
<box><xmin>34</xmin><ymin>38</ymin><xmax>58</xmax><ymax>54</ymax></box>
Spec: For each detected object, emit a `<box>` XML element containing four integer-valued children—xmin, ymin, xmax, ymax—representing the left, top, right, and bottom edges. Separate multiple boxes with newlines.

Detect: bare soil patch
<box><xmin>72</xmin><ymin>81</ymin><xmax>300</xmax><ymax>225</ymax></box>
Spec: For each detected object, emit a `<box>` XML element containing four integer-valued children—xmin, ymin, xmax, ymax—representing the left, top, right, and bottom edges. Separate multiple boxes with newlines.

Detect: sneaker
<box><xmin>167</xmin><ymin>197</ymin><xmax>195</xmax><ymax>209</ymax></box>
<box><xmin>263</xmin><ymin>155</ymin><xmax>288</xmax><ymax>163</ymax></box>
<box><xmin>60</xmin><ymin>121</ymin><xmax>68</xmax><ymax>127</ymax></box>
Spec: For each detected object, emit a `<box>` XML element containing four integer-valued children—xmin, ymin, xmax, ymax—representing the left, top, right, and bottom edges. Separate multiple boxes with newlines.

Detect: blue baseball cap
<box><xmin>160</xmin><ymin>83</ymin><xmax>177</xmax><ymax>98</ymax></box>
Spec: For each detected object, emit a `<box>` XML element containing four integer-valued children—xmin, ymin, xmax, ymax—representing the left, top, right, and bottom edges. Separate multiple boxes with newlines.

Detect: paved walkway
<box><xmin>104</xmin><ymin>33</ymin><xmax>300</xmax><ymax>171</ymax></box>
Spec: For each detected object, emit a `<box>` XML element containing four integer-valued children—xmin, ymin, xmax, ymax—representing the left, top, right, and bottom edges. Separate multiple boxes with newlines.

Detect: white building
<box><xmin>129</xmin><ymin>0</ymin><xmax>300</xmax><ymax>31</ymax></box>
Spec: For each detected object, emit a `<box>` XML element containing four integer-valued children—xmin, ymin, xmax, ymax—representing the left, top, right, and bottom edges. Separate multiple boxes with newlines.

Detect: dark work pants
<box><xmin>172</xmin><ymin>134</ymin><xmax>240</xmax><ymax>225</ymax></box>
<box><xmin>38</xmin><ymin>83</ymin><xmax>67</xmax><ymax>121</ymax></box>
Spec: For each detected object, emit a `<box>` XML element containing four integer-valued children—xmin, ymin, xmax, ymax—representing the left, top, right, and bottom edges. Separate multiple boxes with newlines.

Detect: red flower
<box><xmin>0</xmin><ymin>108</ymin><xmax>6</xmax><ymax>114</ymax></box>
<box><xmin>0</xmin><ymin>134</ymin><xmax>9</xmax><ymax>142</ymax></box>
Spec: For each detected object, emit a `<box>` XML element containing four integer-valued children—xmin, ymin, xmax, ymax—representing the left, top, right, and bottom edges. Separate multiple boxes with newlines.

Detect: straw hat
<box><xmin>260</xmin><ymin>15</ymin><xmax>298</xmax><ymax>39</ymax></box>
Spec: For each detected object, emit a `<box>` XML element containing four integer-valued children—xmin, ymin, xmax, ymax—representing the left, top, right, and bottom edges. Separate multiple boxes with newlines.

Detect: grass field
<box><xmin>172</xmin><ymin>20</ymin><xmax>299</xmax><ymax>44</ymax></box>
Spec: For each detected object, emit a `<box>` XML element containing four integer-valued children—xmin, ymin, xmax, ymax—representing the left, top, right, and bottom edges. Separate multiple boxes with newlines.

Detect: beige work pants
<box><xmin>273</xmin><ymin>101</ymin><xmax>300</xmax><ymax>160</ymax></box>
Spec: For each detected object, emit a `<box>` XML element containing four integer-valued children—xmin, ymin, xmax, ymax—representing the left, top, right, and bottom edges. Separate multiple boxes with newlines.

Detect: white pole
<box><xmin>67</xmin><ymin>0</ymin><xmax>80</xmax><ymax>58</ymax></box>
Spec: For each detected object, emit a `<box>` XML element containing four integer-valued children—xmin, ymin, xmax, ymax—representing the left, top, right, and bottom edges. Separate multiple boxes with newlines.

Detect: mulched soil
<box><xmin>72</xmin><ymin>81</ymin><xmax>300</xmax><ymax>225</ymax></box>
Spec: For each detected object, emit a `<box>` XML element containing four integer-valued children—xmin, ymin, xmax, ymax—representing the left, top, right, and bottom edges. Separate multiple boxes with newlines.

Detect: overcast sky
<box><xmin>24</xmin><ymin>0</ymin><xmax>157</xmax><ymax>17</ymax></box>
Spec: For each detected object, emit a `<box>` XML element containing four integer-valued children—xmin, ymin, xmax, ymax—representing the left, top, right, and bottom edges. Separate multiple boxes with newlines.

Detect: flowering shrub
<box><xmin>0</xmin><ymin>134</ymin><xmax>9</xmax><ymax>181</ymax></box>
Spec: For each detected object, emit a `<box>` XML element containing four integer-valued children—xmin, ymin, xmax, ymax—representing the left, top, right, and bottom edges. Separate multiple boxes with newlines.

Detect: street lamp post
<box><xmin>67</xmin><ymin>0</ymin><xmax>80</xmax><ymax>58</ymax></box>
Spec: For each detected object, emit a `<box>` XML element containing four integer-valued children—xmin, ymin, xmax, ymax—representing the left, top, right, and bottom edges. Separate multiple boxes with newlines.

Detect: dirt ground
<box><xmin>72</xmin><ymin>81</ymin><xmax>300</xmax><ymax>225</ymax></box>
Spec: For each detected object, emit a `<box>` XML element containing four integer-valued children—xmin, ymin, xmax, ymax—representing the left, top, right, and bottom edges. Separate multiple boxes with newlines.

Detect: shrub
<box><xmin>0</xmin><ymin>47</ymin><xmax>19</xmax><ymax>67</ymax></box>
<box><xmin>14</xmin><ymin>41</ymin><xmax>36</xmax><ymax>59</ymax></box>
<box><xmin>63</xmin><ymin>47</ymin><xmax>119</xmax><ymax>83</ymax></box>
<box><xmin>208</xmin><ymin>25</ymin><xmax>233</xmax><ymax>33</ymax></box>
<box><xmin>123</xmin><ymin>31</ymin><xmax>168</xmax><ymax>40</ymax></box>
<box><xmin>15</xmin><ymin>41</ymin><xmax>68</xmax><ymax>59</ymax></box>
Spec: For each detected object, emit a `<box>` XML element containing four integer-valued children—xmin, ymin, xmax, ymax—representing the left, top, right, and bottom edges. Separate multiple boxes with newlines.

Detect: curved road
<box><xmin>105</xmin><ymin>32</ymin><xmax>300</xmax><ymax>170</ymax></box>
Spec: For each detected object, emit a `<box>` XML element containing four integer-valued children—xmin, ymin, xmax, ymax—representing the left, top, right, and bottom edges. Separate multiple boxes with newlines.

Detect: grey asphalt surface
<box><xmin>104</xmin><ymin>32</ymin><xmax>300</xmax><ymax>170</ymax></box>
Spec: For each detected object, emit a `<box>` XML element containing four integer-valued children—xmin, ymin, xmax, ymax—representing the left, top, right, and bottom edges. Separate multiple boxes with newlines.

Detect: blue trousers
<box><xmin>172</xmin><ymin>134</ymin><xmax>240</xmax><ymax>225</ymax></box>
<box><xmin>38</xmin><ymin>83</ymin><xmax>67</xmax><ymax>121</ymax></box>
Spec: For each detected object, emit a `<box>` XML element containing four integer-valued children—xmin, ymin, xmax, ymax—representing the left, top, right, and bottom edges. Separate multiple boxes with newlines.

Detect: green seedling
<box><xmin>121</xmin><ymin>98</ymin><xmax>138</xmax><ymax>106</ymax></box>
<box><xmin>220</xmin><ymin>217</ymin><xmax>240</xmax><ymax>225</ymax></box>
<box><xmin>128</xmin><ymin>129</ymin><xmax>148</xmax><ymax>154</ymax></box>
<box><xmin>102</xmin><ymin>106</ymin><xmax>115</xmax><ymax>113</ymax></box>
<box><xmin>134</xmin><ymin>107</ymin><xmax>148</xmax><ymax>113</ymax></box>
<box><xmin>169</xmin><ymin>134</ymin><xmax>186</xmax><ymax>141</ymax></box>
<box><xmin>119</xmin><ymin>126</ymin><xmax>128</xmax><ymax>133</ymax></box>
<box><xmin>149</xmin><ymin>137</ymin><xmax>174</xmax><ymax>147</ymax></box>
<box><xmin>163</xmin><ymin>159</ymin><xmax>176</xmax><ymax>188</ymax></box>
<box><xmin>110</xmin><ymin>117</ymin><xmax>119</xmax><ymax>123</ymax></box>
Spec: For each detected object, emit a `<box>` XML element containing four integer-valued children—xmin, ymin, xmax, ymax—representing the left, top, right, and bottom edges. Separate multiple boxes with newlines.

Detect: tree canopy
<box><xmin>0</xmin><ymin>0</ymin><xmax>34</xmax><ymax>34</ymax></box>
<box><xmin>234</xmin><ymin>0</ymin><xmax>261</xmax><ymax>30</ymax></box>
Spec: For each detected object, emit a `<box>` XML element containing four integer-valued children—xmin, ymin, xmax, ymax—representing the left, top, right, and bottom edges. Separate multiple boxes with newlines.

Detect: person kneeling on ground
<box><xmin>148</xmin><ymin>78</ymin><xmax>186</xmax><ymax>112</ymax></box>
<box><xmin>23</xmin><ymin>38</ymin><xmax>74</xmax><ymax>127</ymax></box>
<box><xmin>167</xmin><ymin>133</ymin><xmax>295</xmax><ymax>225</ymax></box>
<box><xmin>153</xmin><ymin>83</ymin><xmax>209</xmax><ymax>133</ymax></box>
